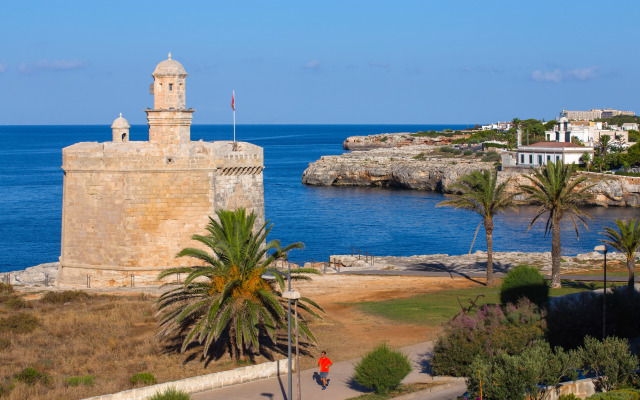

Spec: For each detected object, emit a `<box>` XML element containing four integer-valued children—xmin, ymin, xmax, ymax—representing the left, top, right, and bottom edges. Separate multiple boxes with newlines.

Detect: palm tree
<box><xmin>600</xmin><ymin>218</ymin><xmax>640</xmax><ymax>288</ymax></box>
<box><xmin>597</xmin><ymin>135</ymin><xmax>611</xmax><ymax>158</ymax></box>
<box><xmin>437</xmin><ymin>169</ymin><xmax>518</xmax><ymax>286</ymax></box>
<box><xmin>520</xmin><ymin>161</ymin><xmax>594</xmax><ymax>288</ymax></box>
<box><xmin>156</xmin><ymin>208</ymin><xmax>322</xmax><ymax>360</ymax></box>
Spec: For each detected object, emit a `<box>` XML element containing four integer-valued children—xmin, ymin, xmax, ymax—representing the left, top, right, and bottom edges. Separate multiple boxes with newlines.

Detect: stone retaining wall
<box><xmin>82</xmin><ymin>358</ymin><xmax>291</xmax><ymax>400</ymax></box>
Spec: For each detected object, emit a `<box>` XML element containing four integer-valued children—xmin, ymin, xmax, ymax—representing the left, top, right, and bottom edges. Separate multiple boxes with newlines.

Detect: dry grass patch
<box><xmin>0</xmin><ymin>289</ymin><xmax>283</xmax><ymax>400</ymax></box>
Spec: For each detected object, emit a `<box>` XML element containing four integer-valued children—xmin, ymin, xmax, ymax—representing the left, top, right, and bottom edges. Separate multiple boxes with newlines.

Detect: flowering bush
<box><xmin>430</xmin><ymin>298</ymin><xmax>545</xmax><ymax>377</ymax></box>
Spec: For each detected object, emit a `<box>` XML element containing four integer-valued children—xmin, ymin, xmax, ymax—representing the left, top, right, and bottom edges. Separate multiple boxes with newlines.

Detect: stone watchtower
<box><xmin>58</xmin><ymin>54</ymin><xmax>265</xmax><ymax>287</ymax></box>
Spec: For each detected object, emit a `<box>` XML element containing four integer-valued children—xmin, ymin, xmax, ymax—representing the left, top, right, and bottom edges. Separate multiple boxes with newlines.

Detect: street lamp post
<box><xmin>594</xmin><ymin>245</ymin><xmax>608</xmax><ymax>339</ymax></box>
<box><xmin>283</xmin><ymin>287</ymin><xmax>301</xmax><ymax>400</ymax></box>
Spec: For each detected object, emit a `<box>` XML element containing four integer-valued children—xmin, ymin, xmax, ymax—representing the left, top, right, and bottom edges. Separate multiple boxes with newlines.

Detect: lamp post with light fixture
<box><xmin>282</xmin><ymin>288</ymin><xmax>301</xmax><ymax>400</ymax></box>
<box><xmin>594</xmin><ymin>244</ymin><xmax>608</xmax><ymax>338</ymax></box>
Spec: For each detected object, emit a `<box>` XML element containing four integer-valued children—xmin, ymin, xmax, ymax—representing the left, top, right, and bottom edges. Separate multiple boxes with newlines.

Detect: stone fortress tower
<box><xmin>58</xmin><ymin>54</ymin><xmax>265</xmax><ymax>287</ymax></box>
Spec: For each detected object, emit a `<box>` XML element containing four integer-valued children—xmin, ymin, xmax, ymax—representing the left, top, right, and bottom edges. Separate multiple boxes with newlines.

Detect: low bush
<box><xmin>466</xmin><ymin>341</ymin><xmax>578</xmax><ymax>400</ymax></box>
<box><xmin>559</xmin><ymin>394</ymin><xmax>580</xmax><ymax>400</ymax></box>
<box><xmin>463</xmin><ymin>150</ymin><xmax>473</xmax><ymax>156</ymax></box>
<box><xmin>0</xmin><ymin>283</ymin><xmax>13</xmax><ymax>294</ymax></box>
<box><xmin>130</xmin><ymin>372</ymin><xmax>157</xmax><ymax>386</ymax></box>
<box><xmin>65</xmin><ymin>375</ymin><xmax>96</xmax><ymax>387</ymax></box>
<box><xmin>500</xmin><ymin>265</ymin><xmax>549</xmax><ymax>308</ymax></box>
<box><xmin>412</xmin><ymin>152</ymin><xmax>426</xmax><ymax>160</ymax></box>
<box><xmin>354</xmin><ymin>343</ymin><xmax>412</xmax><ymax>394</ymax></box>
<box><xmin>148</xmin><ymin>387</ymin><xmax>192</xmax><ymax>400</ymax></box>
<box><xmin>481</xmin><ymin>152</ymin><xmax>501</xmax><ymax>162</ymax></box>
<box><xmin>431</xmin><ymin>298</ymin><xmax>546</xmax><ymax>377</ymax></box>
<box><xmin>440</xmin><ymin>146</ymin><xmax>454</xmax><ymax>153</ymax></box>
<box><xmin>0</xmin><ymin>293</ymin><xmax>30</xmax><ymax>310</ymax></box>
<box><xmin>15</xmin><ymin>367</ymin><xmax>51</xmax><ymax>386</ymax></box>
<box><xmin>475</xmin><ymin>151</ymin><xmax>485</xmax><ymax>157</ymax></box>
<box><xmin>40</xmin><ymin>290</ymin><xmax>90</xmax><ymax>304</ymax></box>
<box><xmin>579</xmin><ymin>336</ymin><xmax>639</xmax><ymax>392</ymax></box>
<box><xmin>380</xmin><ymin>136</ymin><xmax>388</xmax><ymax>142</ymax></box>
<box><xmin>587</xmin><ymin>391</ymin><xmax>640</xmax><ymax>400</ymax></box>
<box><xmin>0</xmin><ymin>312</ymin><xmax>40</xmax><ymax>334</ymax></box>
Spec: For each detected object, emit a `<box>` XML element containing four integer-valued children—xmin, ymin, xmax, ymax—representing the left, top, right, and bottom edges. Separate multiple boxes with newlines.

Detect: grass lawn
<box><xmin>352</xmin><ymin>280</ymin><xmax>626</xmax><ymax>326</ymax></box>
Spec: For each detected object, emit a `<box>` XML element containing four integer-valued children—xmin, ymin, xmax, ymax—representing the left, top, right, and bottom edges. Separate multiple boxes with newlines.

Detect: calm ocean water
<box><xmin>0</xmin><ymin>124</ymin><xmax>635</xmax><ymax>273</ymax></box>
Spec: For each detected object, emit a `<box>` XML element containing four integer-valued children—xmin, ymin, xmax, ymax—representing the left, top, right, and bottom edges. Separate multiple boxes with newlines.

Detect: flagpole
<box><xmin>232</xmin><ymin>90</ymin><xmax>236</xmax><ymax>145</ymax></box>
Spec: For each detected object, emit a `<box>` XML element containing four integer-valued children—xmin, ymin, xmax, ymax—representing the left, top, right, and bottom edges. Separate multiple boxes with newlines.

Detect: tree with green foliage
<box><xmin>520</xmin><ymin>161</ymin><xmax>593</xmax><ymax>288</ymax></box>
<box><xmin>156</xmin><ymin>208</ymin><xmax>323</xmax><ymax>360</ymax></box>
<box><xmin>582</xmin><ymin>151</ymin><xmax>592</xmax><ymax>171</ymax></box>
<box><xmin>437</xmin><ymin>169</ymin><xmax>517</xmax><ymax>286</ymax></box>
<box><xmin>597</xmin><ymin>135</ymin><xmax>612</xmax><ymax>159</ymax></box>
<box><xmin>600</xmin><ymin>218</ymin><xmax>640</xmax><ymax>288</ymax></box>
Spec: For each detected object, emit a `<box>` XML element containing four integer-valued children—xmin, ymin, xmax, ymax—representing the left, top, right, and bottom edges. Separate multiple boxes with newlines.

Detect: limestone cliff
<box><xmin>302</xmin><ymin>145</ymin><xmax>640</xmax><ymax>207</ymax></box>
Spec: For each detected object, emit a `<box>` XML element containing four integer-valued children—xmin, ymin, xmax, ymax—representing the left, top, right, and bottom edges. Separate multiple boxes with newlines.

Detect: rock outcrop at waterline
<box><xmin>301</xmin><ymin>145</ymin><xmax>640</xmax><ymax>207</ymax></box>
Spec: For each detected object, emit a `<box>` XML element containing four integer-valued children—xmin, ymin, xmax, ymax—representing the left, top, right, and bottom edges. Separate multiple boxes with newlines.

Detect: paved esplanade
<box><xmin>192</xmin><ymin>342</ymin><xmax>465</xmax><ymax>400</ymax></box>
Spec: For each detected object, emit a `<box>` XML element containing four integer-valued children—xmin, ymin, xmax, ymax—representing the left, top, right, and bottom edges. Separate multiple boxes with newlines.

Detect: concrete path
<box><xmin>192</xmin><ymin>341</ymin><xmax>465</xmax><ymax>400</ymax></box>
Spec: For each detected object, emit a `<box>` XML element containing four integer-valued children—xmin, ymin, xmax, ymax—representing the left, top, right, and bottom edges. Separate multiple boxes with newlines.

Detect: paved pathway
<box><xmin>192</xmin><ymin>342</ymin><xmax>465</xmax><ymax>400</ymax></box>
<box><xmin>339</xmin><ymin>269</ymin><xmax>634</xmax><ymax>283</ymax></box>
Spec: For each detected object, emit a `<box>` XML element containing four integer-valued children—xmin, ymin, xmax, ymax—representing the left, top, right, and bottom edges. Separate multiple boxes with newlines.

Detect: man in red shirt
<box><xmin>317</xmin><ymin>351</ymin><xmax>333</xmax><ymax>390</ymax></box>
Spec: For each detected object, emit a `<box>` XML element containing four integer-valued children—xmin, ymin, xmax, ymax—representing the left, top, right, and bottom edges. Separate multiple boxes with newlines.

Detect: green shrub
<box><xmin>130</xmin><ymin>372</ymin><xmax>157</xmax><ymax>386</ymax></box>
<box><xmin>148</xmin><ymin>387</ymin><xmax>192</xmax><ymax>400</ymax></box>
<box><xmin>0</xmin><ymin>283</ymin><xmax>13</xmax><ymax>294</ymax></box>
<box><xmin>65</xmin><ymin>375</ymin><xmax>96</xmax><ymax>387</ymax></box>
<box><xmin>481</xmin><ymin>152</ymin><xmax>501</xmax><ymax>162</ymax></box>
<box><xmin>500</xmin><ymin>265</ymin><xmax>549</xmax><ymax>308</ymax></box>
<box><xmin>452</xmin><ymin>149</ymin><xmax>462</xmax><ymax>155</ymax></box>
<box><xmin>15</xmin><ymin>367</ymin><xmax>51</xmax><ymax>386</ymax></box>
<box><xmin>431</xmin><ymin>298</ymin><xmax>546</xmax><ymax>377</ymax></box>
<box><xmin>466</xmin><ymin>341</ymin><xmax>579</xmax><ymax>400</ymax></box>
<box><xmin>475</xmin><ymin>151</ymin><xmax>485</xmax><ymax>157</ymax></box>
<box><xmin>354</xmin><ymin>343</ymin><xmax>412</xmax><ymax>394</ymax></box>
<box><xmin>587</xmin><ymin>391</ymin><xmax>640</xmax><ymax>400</ymax></box>
<box><xmin>40</xmin><ymin>290</ymin><xmax>90</xmax><ymax>304</ymax></box>
<box><xmin>463</xmin><ymin>150</ymin><xmax>473</xmax><ymax>156</ymax></box>
<box><xmin>439</xmin><ymin>146</ymin><xmax>454</xmax><ymax>153</ymax></box>
<box><xmin>579</xmin><ymin>336</ymin><xmax>639</xmax><ymax>392</ymax></box>
<box><xmin>412</xmin><ymin>152</ymin><xmax>426</xmax><ymax>160</ymax></box>
<box><xmin>0</xmin><ymin>313</ymin><xmax>40</xmax><ymax>334</ymax></box>
<box><xmin>380</xmin><ymin>136</ymin><xmax>388</xmax><ymax>142</ymax></box>
<box><xmin>559</xmin><ymin>394</ymin><xmax>580</xmax><ymax>400</ymax></box>
<box><xmin>0</xmin><ymin>293</ymin><xmax>31</xmax><ymax>310</ymax></box>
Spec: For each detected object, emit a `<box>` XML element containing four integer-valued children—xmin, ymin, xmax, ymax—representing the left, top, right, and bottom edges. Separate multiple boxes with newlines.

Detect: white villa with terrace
<box><xmin>515</xmin><ymin>142</ymin><xmax>593</xmax><ymax>167</ymax></box>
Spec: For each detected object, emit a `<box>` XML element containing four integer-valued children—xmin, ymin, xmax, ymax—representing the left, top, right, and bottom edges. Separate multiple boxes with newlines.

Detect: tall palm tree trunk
<box><xmin>627</xmin><ymin>258</ymin><xmax>636</xmax><ymax>289</ymax></box>
<box><xmin>551</xmin><ymin>217</ymin><xmax>562</xmax><ymax>288</ymax></box>
<box><xmin>485</xmin><ymin>218</ymin><xmax>494</xmax><ymax>286</ymax></box>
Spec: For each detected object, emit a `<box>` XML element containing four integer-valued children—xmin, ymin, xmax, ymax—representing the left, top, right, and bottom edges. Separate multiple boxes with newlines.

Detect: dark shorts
<box><xmin>320</xmin><ymin>371</ymin><xmax>328</xmax><ymax>379</ymax></box>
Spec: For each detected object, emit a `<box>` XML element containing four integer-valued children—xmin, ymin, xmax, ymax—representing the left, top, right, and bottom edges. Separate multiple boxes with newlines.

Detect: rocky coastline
<box><xmin>302</xmin><ymin>141</ymin><xmax>640</xmax><ymax>207</ymax></box>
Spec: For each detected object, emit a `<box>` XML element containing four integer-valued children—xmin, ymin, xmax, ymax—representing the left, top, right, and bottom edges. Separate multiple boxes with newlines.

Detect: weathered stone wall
<box><xmin>59</xmin><ymin>140</ymin><xmax>264</xmax><ymax>287</ymax></box>
<box><xmin>82</xmin><ymin>358</ymin><xmax>291</xmax><ymax>400</ymax></box>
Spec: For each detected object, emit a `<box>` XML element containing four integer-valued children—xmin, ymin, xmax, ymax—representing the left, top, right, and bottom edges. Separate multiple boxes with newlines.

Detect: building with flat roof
<box><xmin>516</xmin><ymin>142</ymin><xmax>593</xmax><ymax>167</ymax></box>
<box><xmin>560</xmin><ymin>108</ymin><xmax>635</xmax><ymax>121</ymax></box>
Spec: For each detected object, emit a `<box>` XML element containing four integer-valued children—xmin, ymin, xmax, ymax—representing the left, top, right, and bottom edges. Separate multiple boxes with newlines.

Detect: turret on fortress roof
<box><xmin>58</xmin><ymin>55</ymin><xmax>265</xmax><ymax>288</ymax></box>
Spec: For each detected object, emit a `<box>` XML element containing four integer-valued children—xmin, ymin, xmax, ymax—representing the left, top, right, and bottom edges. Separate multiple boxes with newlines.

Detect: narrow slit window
<box><xmin>169</xmin><ymin>83</ymin><xmax>173</xmax><ymax>91</ymax></box>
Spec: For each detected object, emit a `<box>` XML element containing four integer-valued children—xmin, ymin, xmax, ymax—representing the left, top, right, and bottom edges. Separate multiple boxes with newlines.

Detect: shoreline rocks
<box><xmin>302</xmin><ymin>144</ymin><xmax>640</xmax><ymax>207</ymax></box>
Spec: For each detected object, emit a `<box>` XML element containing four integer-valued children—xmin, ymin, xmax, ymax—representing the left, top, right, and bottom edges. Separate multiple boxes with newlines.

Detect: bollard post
<box><xmin>44</xmin><ymin>274</ymin><xmax>48</xmax><ymax>287</ymax></box>
<box><xmin>358</xmin><ymin>249</ymin><xmax>361</xmax><ymax>260</ymax></box>
<box><xmin>177</xmin><ymin>272</ymin><xmax>180</xmax><ymax>282</ymax></box>
<box><xmin>131</xmin><ymin>274</ymin><xmax>134</xmax><ymax>288</ymax></box>
<box><xmin>87</xmin><ymin>275</ymin><xmax>90</xmax><ymax>288</ymax></box>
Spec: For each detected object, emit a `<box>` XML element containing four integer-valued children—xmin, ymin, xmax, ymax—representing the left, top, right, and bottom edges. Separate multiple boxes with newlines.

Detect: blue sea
<box><xmin>0</xmin><ymin>124</ymin><xmax>635</xmax><ymax>273</ymax></box>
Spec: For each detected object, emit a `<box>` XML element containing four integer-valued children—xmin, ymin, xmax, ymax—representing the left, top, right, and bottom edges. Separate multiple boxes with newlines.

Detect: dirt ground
<box><xmin>293</xmin><ymin>274</ymin><xmax>480</xmax><ymax>369</ymax></box>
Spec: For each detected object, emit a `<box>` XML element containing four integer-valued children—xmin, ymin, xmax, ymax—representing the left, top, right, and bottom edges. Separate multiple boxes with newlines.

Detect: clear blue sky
<box><xmin>2</xmin><ymin>0</ymin><xmax>638</xmax><ymax>125</ymax></box>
